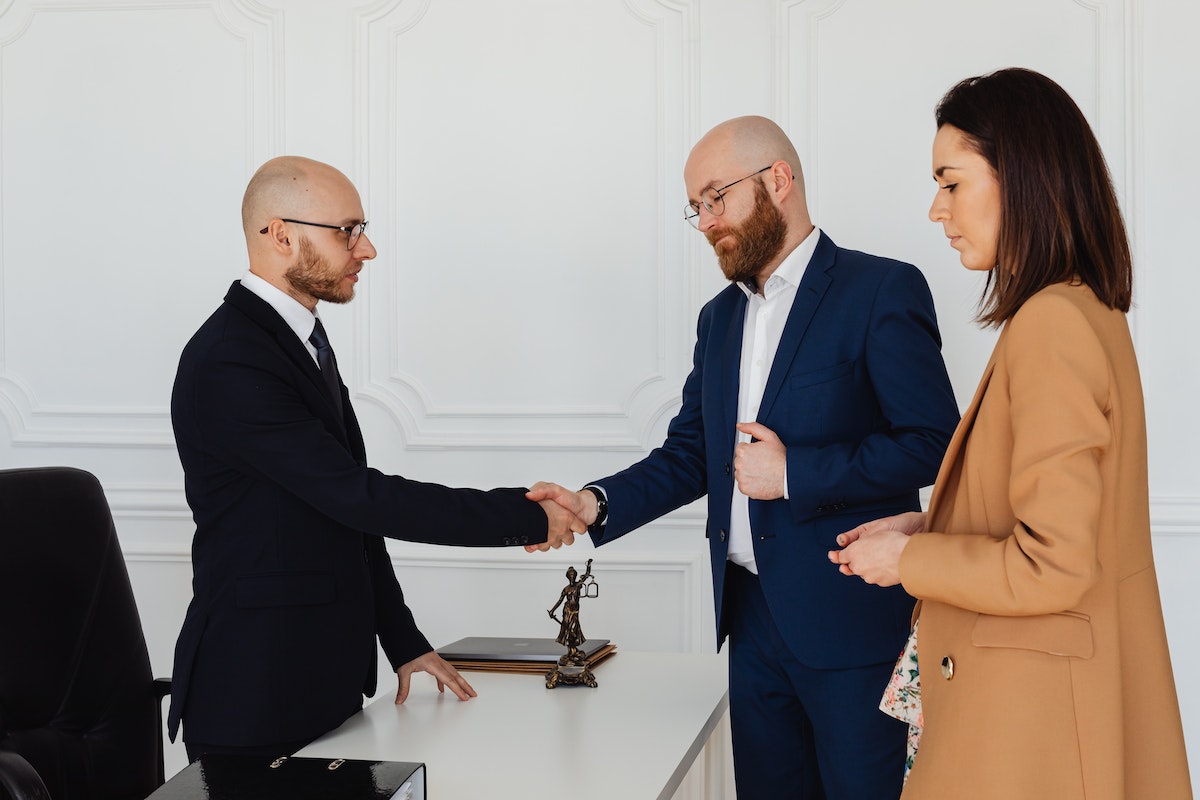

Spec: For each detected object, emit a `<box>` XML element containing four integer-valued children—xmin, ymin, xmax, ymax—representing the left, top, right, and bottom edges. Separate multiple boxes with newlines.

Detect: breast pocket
<box><xmin>790</xmin><ymin>359</ymin><xmax>856</xmax><ymax>390</ymax></box>
<box><xmin>782</xmin><ymin>360</ymin><xmax>859</xmax><ymax>436</ymax></box>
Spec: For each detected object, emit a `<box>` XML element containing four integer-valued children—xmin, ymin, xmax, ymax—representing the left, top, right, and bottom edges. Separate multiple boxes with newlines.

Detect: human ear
<box><xmin>260</xmin><ymin>219</ymin><xmax>293</xmax><ymax>253</ymax></box>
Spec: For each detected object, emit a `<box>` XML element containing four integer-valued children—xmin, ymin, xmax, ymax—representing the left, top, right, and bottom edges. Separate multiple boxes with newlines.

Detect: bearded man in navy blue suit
<box><xmin>529</xmin><ymin>117</ymin><xmax>959</xmax><ymax>798</ymax></box>
<box><xmin>169</xmin><ymin>156</ymin><xmax>581</xmax><ymax>761</ymax></box>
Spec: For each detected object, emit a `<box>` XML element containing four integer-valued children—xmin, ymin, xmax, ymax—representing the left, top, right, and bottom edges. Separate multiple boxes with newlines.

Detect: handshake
<box><xmin>523</xmin><ymin>482</ymin><xmax>600</xmax><ymax>553</ymax></box>
<box><xmin>522</xmin><ymin>421</ymin><xmax>789</xmax><ymax>553</ymax></box>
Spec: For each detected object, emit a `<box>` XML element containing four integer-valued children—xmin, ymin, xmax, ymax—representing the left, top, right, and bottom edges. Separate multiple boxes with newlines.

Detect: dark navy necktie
<box><xmin>308</xmin><ymin>318</ymin><xmax>344</xmax><ymax>420</ymax></box>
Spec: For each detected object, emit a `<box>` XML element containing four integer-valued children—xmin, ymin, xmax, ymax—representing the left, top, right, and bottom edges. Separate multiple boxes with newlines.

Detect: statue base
<box><xmin>545</xmin><ymin>652</ymin><xmax>598</xmax><ymax>689</ymax></box>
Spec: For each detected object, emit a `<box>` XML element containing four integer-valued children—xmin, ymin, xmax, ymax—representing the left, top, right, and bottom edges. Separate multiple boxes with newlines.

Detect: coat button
<box><xmin>724</xmin><ymin>462</ymin><xmax>731</xmax><ymax>475</ymax></box>
<box><xmin>719</xmin><ymin>529</ymin><xmax>727</xmax><ymax>542</ymax></box>
<box><xmin>941</xmin><ymin>656</ymin><xmax>955</xmax><ymax>680</ymax></box>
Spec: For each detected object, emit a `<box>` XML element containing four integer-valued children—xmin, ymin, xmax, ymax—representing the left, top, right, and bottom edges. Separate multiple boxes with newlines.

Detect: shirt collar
<box><xmin>240</xmin><ymin>270</ymin><xmax>321</xmax><ymax>342</ymax></box>
<box><xmin>737</xmin><ymin>226</ymin><xmax>821</xmax><ymax>299</ymax></box>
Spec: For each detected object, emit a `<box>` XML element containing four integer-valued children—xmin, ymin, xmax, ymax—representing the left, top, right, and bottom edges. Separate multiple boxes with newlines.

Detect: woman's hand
<box><xmin>827</xmin><ymin>511</ymin><xmax>926</xmax><ymax>587</ymax></box>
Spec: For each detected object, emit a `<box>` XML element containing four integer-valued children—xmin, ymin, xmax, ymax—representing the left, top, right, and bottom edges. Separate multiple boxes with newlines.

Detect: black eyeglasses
<box><xmin>259</xmin><ymin>218</ymin><xmax>369</xmax><ymax>250</ymax></box>
<box><xmin>683</xmin><ymin>165</ymin><xmax>772</xmax><ymax>229</ymax></box>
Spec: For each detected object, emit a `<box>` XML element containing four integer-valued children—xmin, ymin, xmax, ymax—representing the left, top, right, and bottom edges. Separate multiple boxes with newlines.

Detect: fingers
<box><xmin>395</xmin><ymin>668</ymin><xmax>411</xmax><ymax>705</ymax></box>
<box><xmin>836</xmin><ymin>526</ymin><xmax>864</xmax><ymax>547</ymax></box>
<box><xmin>835</xmin><ymin>514</ymin><xmax>897</xmax><ymax>546</ymax></box>
<box><xmin>440</xmin><ymin>670</ymin><xmax>477</xmax><ymax>701</ymax></box>
<box><xmin>732</xmin><ymin>436</ymin><xmax>786</xmax><ymax>500</ymax></box>
<box><xmin>525</xmin><ymin>481</ymin><xmax>560</xmax><ymax>502</ymax></box>
<box><xmin>827</xmin><ymin>545</ymin><xmax>856</xmax><ymax>576</ymax></box>
<box><xmin>539</xmin><ymin>499</ymin><xmax>585</xmax><ymax>542</ymax></box>
<box><xmin>398</xmin><ymin>655</ymin><xmax>478</xmax><ymax>703</ymax></box>
<box><xmin>526</xmin><ymin>481</ymin><xmax>578</xmax><ymax>511</ymax></box>
<box><xmin>735</xmin><ymin>421</ymin><xmax>779</xmax><ymax>442</ymax></box>
<box><xmin>827</xmin><ymin>531</ymin><xmax>907</xmax><ymax>587</ymax></box>
<box><xmin>530</xmin><ymin>484</ymin><xmax>588</xmax><ymax>517</ymax></box>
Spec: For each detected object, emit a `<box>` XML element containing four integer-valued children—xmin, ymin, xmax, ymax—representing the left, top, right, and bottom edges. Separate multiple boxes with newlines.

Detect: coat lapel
<box><xmin>718</xmin><ymin>291</ymin><xmax>749</xmax><ymax>443</ymax></box>
<box><xmin>757</xmin><ymin>232</ymin><xmax>834</xmax><ymax>422</ymax></box>
<box><xmin>926</xmin><ymin>328</ymin><xmax>1006</xmax><ymax>527</ymax></box>
<box><xmin>223</xmin><ymin>281</ymin><xmax>349</xmax><ymax>436</ymax></box>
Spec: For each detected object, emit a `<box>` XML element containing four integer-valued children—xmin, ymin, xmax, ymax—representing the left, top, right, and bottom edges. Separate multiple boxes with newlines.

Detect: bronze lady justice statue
<box><xmin>546</xmin><ymin>558</ymin><xmax>598</xmax><ymax>688</ymax></box>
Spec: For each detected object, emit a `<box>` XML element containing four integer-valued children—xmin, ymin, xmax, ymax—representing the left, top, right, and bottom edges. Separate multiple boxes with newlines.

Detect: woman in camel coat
<box><xmin>831</xmin><ymin>68</ymin><xmax>1191</xmax><ymax>799</ymax></box>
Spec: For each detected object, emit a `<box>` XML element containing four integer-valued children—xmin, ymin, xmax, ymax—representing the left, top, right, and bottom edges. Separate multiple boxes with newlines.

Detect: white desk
<box><xmin>295</xmin><ymin>651</ymin><xmax>730</xmax><ymax>799</ymax></box>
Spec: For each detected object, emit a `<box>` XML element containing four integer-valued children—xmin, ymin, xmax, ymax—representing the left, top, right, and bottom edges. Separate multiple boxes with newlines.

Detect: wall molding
<box><xmin>123</xmin><ymin>540</ymin><xmax>714</xmax><ymax>651</ymax></box>
<box><xmin>350</xmin><ymin>0</ymin><xmax>698</xmax><ymax>451</ymax></box>
<box><xmin>114</xmin><ymin>494</ymin><xmax>1200</xmax><ymax>538</ymax></box>
<box><xmin>0</xmin><ymin>0</ymin><xmax>282</xmax><ymax>450</ymax></box>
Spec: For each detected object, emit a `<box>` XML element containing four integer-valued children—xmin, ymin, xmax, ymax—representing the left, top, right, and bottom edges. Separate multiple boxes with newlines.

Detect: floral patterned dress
<box><xmin>880</xmin><ymin>619</ymin><xmax>922</xmax><ymax>780</ymax></box>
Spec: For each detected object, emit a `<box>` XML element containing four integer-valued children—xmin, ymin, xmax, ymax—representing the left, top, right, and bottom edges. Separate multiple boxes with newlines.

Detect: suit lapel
<box><xmin>926</xmin><ymin>328</ymin><xmax>1005</xmax><ymax>527</ymax></box>
<box><xmin>223</xmin><ymin>282</ymin><xmax>350</xmax><ymax>436</ymax></box>
<box><xmin>718</xmin><ymin>292</ymin><xmax>749</xmax><ymax>438</ymax></box>
<box><xmin>757</xmin><ymin>232</ymin><xmax>835</xmax><ymax>422</ymax></box>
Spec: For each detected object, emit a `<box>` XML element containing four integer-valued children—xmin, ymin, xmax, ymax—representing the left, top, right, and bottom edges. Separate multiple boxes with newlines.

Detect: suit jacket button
<box><xmin>941</xmin><ymin>656</ymin><xmax>955</xmax><ymax>680</ymax></box>
<box><xmin>724</xmin><ymin>462</ymin><xmax>731</xmax><ymax>475</ymax></box>
<box><xmin>719</xmin><ymin>529</ymin><xmax>727</xmax><ymax>542</ymax></box>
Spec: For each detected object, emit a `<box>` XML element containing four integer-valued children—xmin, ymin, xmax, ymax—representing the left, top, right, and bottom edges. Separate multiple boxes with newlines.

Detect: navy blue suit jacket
<box><xmin>592</xmin><ymin>233</ymin><xmax>959</xmax><ymax>668</ymax></box>
<box><xmin>168</xmin><ymin>281</ymin><xmax>546</xmax><ymax>746</ymax></box>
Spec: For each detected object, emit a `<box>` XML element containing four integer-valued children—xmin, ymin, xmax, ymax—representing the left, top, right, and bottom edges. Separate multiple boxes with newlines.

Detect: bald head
<box><xmin>693</xmin><ymin>116</ymin><xmax>804</xmax><ymax>183</ymax></box>
<box><xmin>683</xmin><ymin>117</ymin><xmax>814</xmax><ymax>287</ymax></box>
<box><xmin>240</xmin><ymin>156</ymin><xmax>375</xmax><ymax>308</ymax></box>
<box><xmin>241</xmin><ymin>156</ymin><xmax>357</xmax><ymax>244</ymax></box>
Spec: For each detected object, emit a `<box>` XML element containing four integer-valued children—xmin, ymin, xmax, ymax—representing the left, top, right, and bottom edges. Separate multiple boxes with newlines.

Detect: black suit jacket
<box><xmin>168</xmin><ymin>281</ymin><xmax>546</xmax><ymax>747</ymax></box>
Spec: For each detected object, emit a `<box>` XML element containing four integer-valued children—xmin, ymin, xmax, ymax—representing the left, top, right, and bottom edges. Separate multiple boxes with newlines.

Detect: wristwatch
<box><xmin>581</xmin><ymin>486</ymin><xmax>608</xmax><ymax>534</ymax></box>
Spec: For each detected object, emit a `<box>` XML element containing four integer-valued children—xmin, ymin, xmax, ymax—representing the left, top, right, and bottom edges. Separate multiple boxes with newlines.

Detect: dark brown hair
<box><xmin>935</xmin><ymin>68</ymin><xmax>1131</xmax><ymax>325</ymax></box>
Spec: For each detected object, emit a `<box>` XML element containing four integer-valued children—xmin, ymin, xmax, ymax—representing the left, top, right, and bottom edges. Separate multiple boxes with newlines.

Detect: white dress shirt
<box><xmin>726</xmin><ymin>227</ymin><xmax>820</xmax><ymax>573</ymax></box>
<box><xmin>240</xmin><ymin>270</ymin><xmax>323</xmax><ymax>365</ymax></box>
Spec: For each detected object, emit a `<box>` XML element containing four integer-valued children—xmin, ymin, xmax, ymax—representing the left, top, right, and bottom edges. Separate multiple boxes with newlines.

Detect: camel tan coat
<box><xmin>898</xmin><ymin>282</ymin><xmax>1191</xmax><ymax>799</ymax></box>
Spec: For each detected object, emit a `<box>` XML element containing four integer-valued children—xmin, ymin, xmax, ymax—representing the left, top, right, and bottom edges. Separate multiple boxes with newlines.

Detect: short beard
<box><xmin>285</xmin><ymin>236</ymin><xmax>355</xmax><ymax>304</ymax></box>
<box><xmin>708</xmin><ymin>180</ymin><xmax>788</xmax><ymax>285</ymax></box>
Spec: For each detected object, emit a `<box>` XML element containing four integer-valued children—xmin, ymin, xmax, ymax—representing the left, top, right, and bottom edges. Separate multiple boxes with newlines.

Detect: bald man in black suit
<box><xmin>168</xmin><ymin>156</ymin><xmax>580</xmax><ymax>759</ymax></box>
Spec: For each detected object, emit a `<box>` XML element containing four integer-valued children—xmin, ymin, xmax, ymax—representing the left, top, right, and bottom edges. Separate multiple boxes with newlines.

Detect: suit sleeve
<box><xmin>900</xmin><ymin>292</ymin><xmax>1107</xmax><ymax>614</ymax></box>
<box><xmin>368</xmin><ymin>536</ymin><xmax>434</xmax><ymax>669</ymax></box>
<box><xmin>185</xmin><ymin>334</ymin><xmax>547</xmax><ymax>547</ymax></box>
<box><xmin>588</xmin><ymin>301</ymin><xmax>715</xmax><ymax>541</ymax></box>
<box><xmin>784</xmin><ymin>262</ymin><xmax>960</xmax><ymax>517</ymax></box>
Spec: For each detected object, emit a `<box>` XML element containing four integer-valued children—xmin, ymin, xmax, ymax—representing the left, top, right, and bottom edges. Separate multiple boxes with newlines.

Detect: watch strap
<box><xmin>582</xmin><ymin>485</ymin><xmax>607</xmax><ymax>534</ymax></box>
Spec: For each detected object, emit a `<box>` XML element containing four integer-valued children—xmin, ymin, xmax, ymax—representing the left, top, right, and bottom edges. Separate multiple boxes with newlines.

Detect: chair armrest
<box><xmin>151</xmin><ymin>676</ymin><xmax>173</xmax><ymax>786</ymax></box>
<box><xmin>0</xmin><ymin>751</ymin><xmax>51</xmax><ymax>800</ymax></box>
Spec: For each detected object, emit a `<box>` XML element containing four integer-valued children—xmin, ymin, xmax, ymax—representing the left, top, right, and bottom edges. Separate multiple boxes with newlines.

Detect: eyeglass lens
<box><xmin>347</xmin><ymin>222</ymin><xmax>367</xmax><ymax>250</ymax></box>
<box><xmin>684</xmin><ymin>189</ymin><xmax>724</xmax><ymax>229</ymax></box>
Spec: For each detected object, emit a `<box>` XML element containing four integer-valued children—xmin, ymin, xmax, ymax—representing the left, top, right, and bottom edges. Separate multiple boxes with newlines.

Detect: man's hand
<box><xmin>396</xmin><ymin>651</ymin><xmax>477</xmax><ymax>704</ymax></box>
<box><xmin>733</xmin><ymin>422</ymin><xmax>786</xmax><ymax>499</ymax></box>
<box><xmin>827</xmin><ymin>511</ymin><xmax>926</xmax><ymax>587</ymax></box>
<box><xmin>525</xmin><ymin>482</ymin><xmax>596</xmax><ymax>553</ymax></box>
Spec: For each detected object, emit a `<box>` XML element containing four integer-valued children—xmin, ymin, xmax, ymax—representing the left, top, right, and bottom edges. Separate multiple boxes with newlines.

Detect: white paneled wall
<box><xmin>2</xmin><ymin>0</ymin><xmax>1196</xmax><ymax>792</ymax></box>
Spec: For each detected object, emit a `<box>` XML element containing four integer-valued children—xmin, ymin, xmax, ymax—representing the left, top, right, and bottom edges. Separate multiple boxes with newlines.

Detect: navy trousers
<box><xmin>725</xmin><ymin>563</ymin><xmax>907</xmax><ymax>799</ymax></box>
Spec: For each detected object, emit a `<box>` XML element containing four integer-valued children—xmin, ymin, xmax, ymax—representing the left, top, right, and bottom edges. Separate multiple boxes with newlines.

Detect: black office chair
<box><xmin>0</xmin><ymin>467</ymin><xmax>168</xmax><ymax>800</ymax></box>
